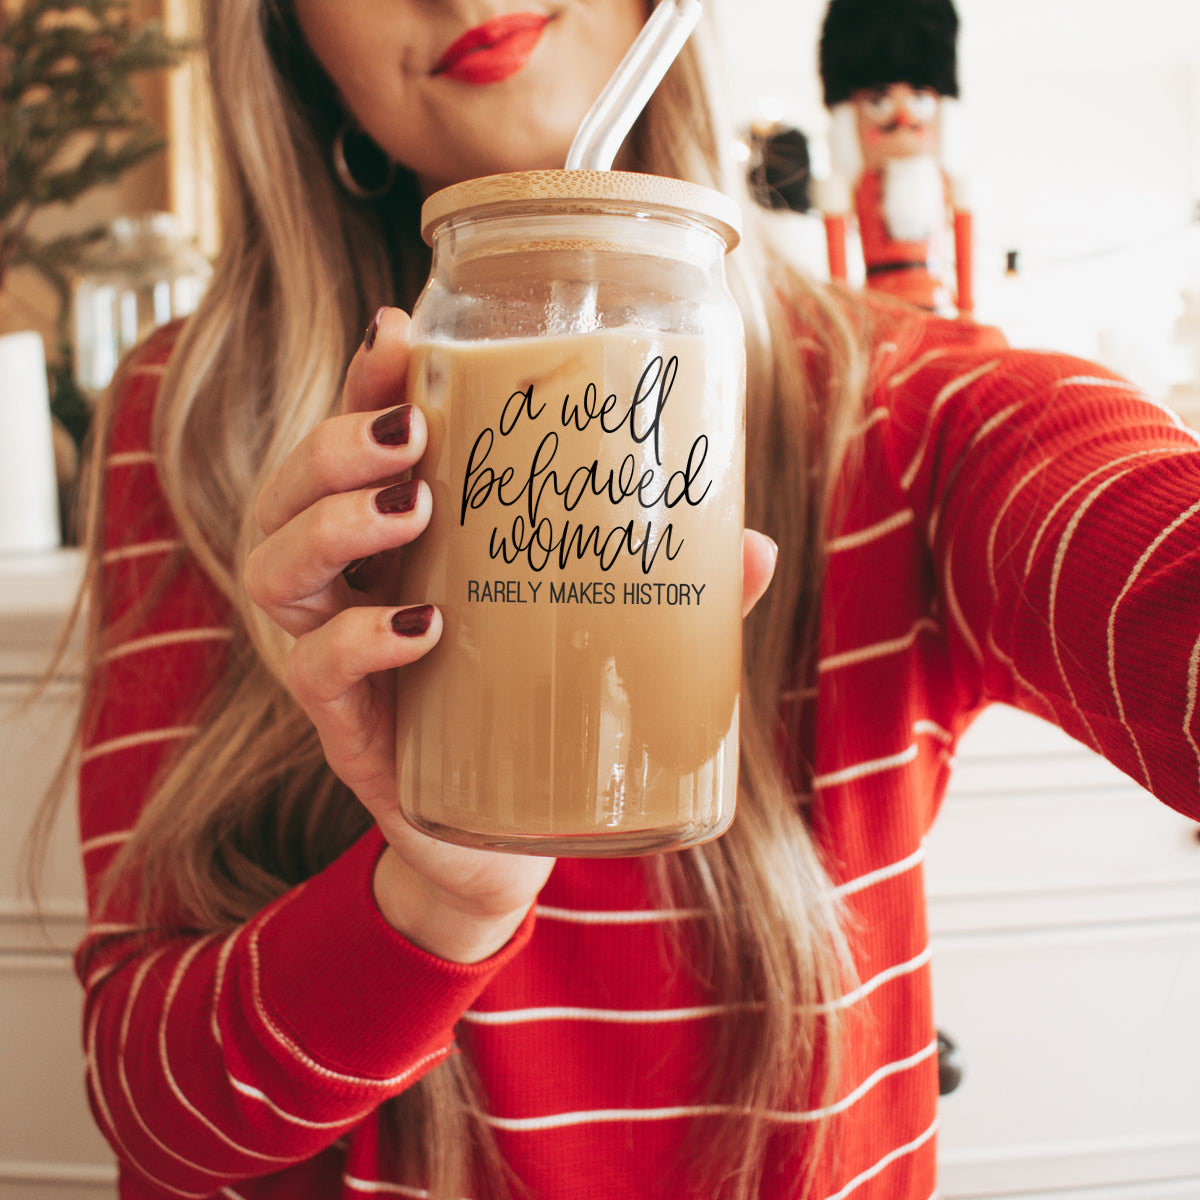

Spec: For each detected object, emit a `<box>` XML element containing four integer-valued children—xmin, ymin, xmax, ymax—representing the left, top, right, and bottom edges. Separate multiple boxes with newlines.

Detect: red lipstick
<box><xmin>432</xmin><ymin>12</ymin><xmax>551</xmax><ymax>85</ymax></box>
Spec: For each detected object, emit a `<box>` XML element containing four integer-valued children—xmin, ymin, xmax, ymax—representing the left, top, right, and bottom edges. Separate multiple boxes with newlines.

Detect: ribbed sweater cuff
<box><xmin>252</xmin><ymin>826</ymin><xmax>536</xmax><ymax>1081</ymax></box>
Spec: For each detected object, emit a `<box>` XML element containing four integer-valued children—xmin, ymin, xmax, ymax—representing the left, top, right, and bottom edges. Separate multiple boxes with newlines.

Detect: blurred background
<box><xmin>720</xmin><ymin>0</ymin><xmax>1200</xmax><ymax>408</ymax></box>
<box><xmin>2</xmin><ymin>3</ymin><xmax>1199</xmax><ymax>1197</ymax></box>
<box><xmin>7</xmin><ymin>0</ymin><xmax>1200</xmax><ymax>423</ymax></box>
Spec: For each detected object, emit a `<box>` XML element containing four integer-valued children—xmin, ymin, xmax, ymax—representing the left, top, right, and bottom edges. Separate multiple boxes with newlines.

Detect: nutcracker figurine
<box><xmin>817</xmin><ymin>0</ymin><xmax>973</xmax><ymax>316</ymax></box>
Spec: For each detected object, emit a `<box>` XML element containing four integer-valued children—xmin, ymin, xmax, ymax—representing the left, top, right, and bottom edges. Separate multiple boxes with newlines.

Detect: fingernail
<box><xmin>374</xmin><ymin>479</ymin><xmax>421</xmax><ymax>515</ymax></box>
<box><xmin>364</xmin><ymin>306</ymin><xmax>387</xmax><ymax>351</ymax></box>
<box><xmin>391</xmin><ymin>604</ymin><xmax>434</xmax><ymax>637</ymax></box>
<box><xmin>370</xmin><ymin>404</ymin><xmax>413</xmax><ymax>447</ymax></box>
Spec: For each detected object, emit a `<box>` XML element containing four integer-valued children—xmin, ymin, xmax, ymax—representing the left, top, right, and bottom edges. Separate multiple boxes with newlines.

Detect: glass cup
<box><xmin>397</xmin><ymin>169</ymin><xmax>745</xmax><ymax>855</ymax></box>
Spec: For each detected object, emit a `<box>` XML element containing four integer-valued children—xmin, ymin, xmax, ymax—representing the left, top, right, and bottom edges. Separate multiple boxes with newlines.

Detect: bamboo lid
<box><xmin>420</xmin><ymin>169</ymin><xmax>742</xmax><ymax>251</ymax></box>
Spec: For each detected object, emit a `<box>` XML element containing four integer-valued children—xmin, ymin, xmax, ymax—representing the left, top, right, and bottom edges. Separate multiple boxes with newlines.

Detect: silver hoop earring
<box><xmin>332</xmin><ymin>121</ymin><xmax>396</xmax><ymax>199</ymax></box>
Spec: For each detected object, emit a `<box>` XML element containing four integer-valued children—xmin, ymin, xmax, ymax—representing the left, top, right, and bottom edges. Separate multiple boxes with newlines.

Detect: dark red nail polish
<box><xmin>391</xmin><ymin>604</ymin><xmax>434</xmax><ymax>637</ymax></box>
<box><xmin>364</xmin><ymin>306</ymin><xmax>387</xmax><ymax>351</ymax></box>
<box><xmin>374</xmin><ymin>479</ymin><xmax>421</xmax><ymax>515</ymax></box>
<box><xmin>370</xmin><ymin>404</ymin><xmax>413</xmax><ymax>447</ymax></box>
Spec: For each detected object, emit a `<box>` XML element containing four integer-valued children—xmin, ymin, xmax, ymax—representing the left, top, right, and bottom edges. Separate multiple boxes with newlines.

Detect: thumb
<box><xmin>742</xmin><ymin>530</ymin><xmax>779</xmax><ymax>617</ymax></box>
<box><xmin>342</xmin><ymin>306</ymin><xmax>413</xmax><ymax>416</ymax></box>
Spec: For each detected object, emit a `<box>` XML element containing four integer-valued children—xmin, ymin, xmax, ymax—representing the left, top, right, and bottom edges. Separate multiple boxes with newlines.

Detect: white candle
<box><xmin>0</xmin><ymin>331</ymin><xmax>62</xmax><ymax>554</ymax></box>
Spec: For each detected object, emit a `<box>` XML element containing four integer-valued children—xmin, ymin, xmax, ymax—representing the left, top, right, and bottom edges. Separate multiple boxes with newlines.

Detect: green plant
<box><xmin>1</xmin><ymin>0</ymin><xmax>186</xmax><ymax>442</ymax></box>
<box><xmin>1</xmin><ymin>0</ymin><xmax>185</xmax><ymax>299</ymax></box>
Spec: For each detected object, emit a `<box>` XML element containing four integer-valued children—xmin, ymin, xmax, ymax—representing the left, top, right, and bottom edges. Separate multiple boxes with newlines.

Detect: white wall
<box><xmin>713</xmin><ymin>0</ymin><xmax>1200</xmax><ymax>396</ymax></box>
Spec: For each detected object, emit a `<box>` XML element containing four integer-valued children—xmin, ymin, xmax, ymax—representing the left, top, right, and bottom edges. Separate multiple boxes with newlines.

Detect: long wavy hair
<box><xmin>73</xmin><ymin>1</ymin><xmax>873</xmax><ymax>1196</ymax></box>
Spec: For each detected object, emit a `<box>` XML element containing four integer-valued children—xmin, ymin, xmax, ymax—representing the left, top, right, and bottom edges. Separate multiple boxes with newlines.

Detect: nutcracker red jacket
<box><xmin>76</xmin><ymin>305</ymin><xmax>1200</xmax><ymax>1198</ymax></box>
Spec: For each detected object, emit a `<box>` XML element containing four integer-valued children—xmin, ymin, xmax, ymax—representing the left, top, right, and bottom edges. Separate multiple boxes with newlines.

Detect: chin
<box><xmin>408</xmin><ymin>75</ymin><xmax>606</xmax><ymax>188</ymax></box>
<box><xmin>441</xmin><ymin>131</ymin><xmax>582</xmax><ymax>186</ymax></box>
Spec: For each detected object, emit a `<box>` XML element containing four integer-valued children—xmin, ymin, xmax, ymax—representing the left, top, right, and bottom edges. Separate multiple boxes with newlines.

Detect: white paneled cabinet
<box><xmin>0</xmin><ymin>550</ymin><xmax>117</xmax><ymax>1198</ymax></box>
<box><xmin>929</xmin><ymin>704</ymin><xmax>1200</xmax><ymax>1197</ymax></box>
<box><xmin>3</xmin><ymin>552</ymin><xmax>1199</xmax><ymax>1197</ymax></box>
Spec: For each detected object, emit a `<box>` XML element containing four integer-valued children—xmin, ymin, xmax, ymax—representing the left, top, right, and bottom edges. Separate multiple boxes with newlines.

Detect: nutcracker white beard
<box><xmin>881</xmin><ymin>154</ymin><xmax>944</xmax><ymax>242</ymax></box>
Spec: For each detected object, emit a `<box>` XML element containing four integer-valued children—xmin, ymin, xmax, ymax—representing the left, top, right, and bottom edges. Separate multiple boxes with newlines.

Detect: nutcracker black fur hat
<box><xmin>819</xmin><ymin>0</ymin><xmax>960</xmax><ymax>107</ymax></box>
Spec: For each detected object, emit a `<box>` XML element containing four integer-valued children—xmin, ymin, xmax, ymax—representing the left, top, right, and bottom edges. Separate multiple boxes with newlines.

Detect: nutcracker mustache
<box><xmin>879</xmin><ymin>114</ymin><xmax>924</xmax><ymax>134</ymax></box>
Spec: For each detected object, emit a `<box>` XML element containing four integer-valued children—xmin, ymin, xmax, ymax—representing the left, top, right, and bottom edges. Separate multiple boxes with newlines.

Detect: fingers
<box><xmin>255</xmin><ymin>309</ymin><xmax>422</xmax><ymax>535</ymax></box>
<box><xmin>285</xmin><ymin>603</ymin><xmax>441</xmax><ymax>805</ymax></box>
<box><xmin>246</xmin><ymin>478</ymin><xmax>432</xmax><ymax>636</ymax></box>
<box><xmin>287</xmin><ymin>603</ymin><xmax>439</xmax><ymax>705</ymax></box>
<box><xmin>248</xmin><ymin>308</ymin><xmax>431</xmax><ymax>634</ymax></box>
<box><xmin>742</xmin><ymin>529</ymin><xmax>779</xmax><ymax>617</ymax></box>
<box><xmin>255</xmin><ymin>404</ymin><xmax>427</xmax><ymax>538</ymax></box>
<box><xmin>344</xmin><ymin>307</ymin><xmax>413</xmax><ymax>415</ymax></box>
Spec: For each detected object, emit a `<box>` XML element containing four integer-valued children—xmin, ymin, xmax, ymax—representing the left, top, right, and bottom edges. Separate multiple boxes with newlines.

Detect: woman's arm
<box><xmin>880</xmin><ymin>318</ymin><xmax>1200</xmax><ymax>820</ymax></box>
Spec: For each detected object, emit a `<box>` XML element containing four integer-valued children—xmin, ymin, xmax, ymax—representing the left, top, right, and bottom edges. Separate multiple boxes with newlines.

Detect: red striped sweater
<box><xmin>77</xmin><ymin>310</ymin><xmax>1200</xmax><ymax>1199</ymax></box>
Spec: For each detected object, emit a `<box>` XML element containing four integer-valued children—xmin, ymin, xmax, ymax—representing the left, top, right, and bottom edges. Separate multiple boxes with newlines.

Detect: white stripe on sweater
<box><xmin>818</xmin><ymin>618</ymin><xmax>939</xmax><ymax>674</ymax></box>
<box><xmin>1186</xmin><ymin>631</ymin><xmax>1200</xmax><ymax>793</ymax></box>
<box><xmin>81</xmin><ymin>726</ymin><xmax>198</xmax><ymax>764</ymax></box>
<box><xmin>813</xmin><ymin>743</ymin><xmax>919</xmax><ymax>789</ymax></box>
<box><xmin>80</xmin><ymin>830</ymin><xmax>132</xmax><ymax>855</ymax></box>
<box><xmin>1023</xmin><ymin>450</ymin><xmax>1183</xmax><ymax>580</ymax></box>
<box><xmin>943</xmin><ymin>529</ymin><xmax>984</xmax><ymax>666</ymax></box>
<box><xmin>534</xmin><ymin>904</ymin><xmax>706</xmax><ymax>924</ymax></box>
<box><xmin>224</xmin><ymin>1074</ymin><xmax>375</xmax><ymax>1132</ymax></box>
<box><xmin>987</xmin><ymin>455</ymin><xmax>1051</xmax><ymax>596</ymax></box>
<box><xmin>833</xmin><ymin>843</ymin><xmax>925</xmax><ymax>898</ymax></box>
<box><xmin>927</xmin><ymin>400</ymin><xmax>1025</xmax><ymax>548</ymax></box>
<box><xmin>1105</xmin><ymin>494</ymin><xmax>1200</xmax><ymax>789</ymax></box>
<box><xmin>210</xmin><ymin>929</ymin><xmax>234</xmax><ymax>1052</ymax></box>
<box><xmin>819</xmin><ymin>945</ymin><xmax>931</xmax><ymax>1012</ymax></box>
<box><xmin>85</xmin><ymin>1000</ymin><xmax>211</xmax><ymax>1200</ymax></box>
<box><xmin>1047</xmin><ymin>470</ymin><xmax>1133</xmax><ymax>754</ymax></box>
<box><xmin>820</xmin><ymin>1116</ymin><xmax>940</xmax><ymax>1200</ymax></box>
<box><xmin>211</xmin><ymin>923</ymin><xmax>398</xmax><ymax>1130</ymax></box>
<box><xmin>101</xmin><ymin>538</ymin><xmax>183</xmax><ymax>565</ymax></box>
<box><xmin>85</xmin><ymin>921</ymin><xmax>140</xmax><ymax>938</ymax></box>
<box><xmin>886</xmin><ymin>346</ymin><xmax>957</xmax><ymax>391</ymax></box>
<box><xmin>900</xmin><ymin>360</ymin><xmax>1002</xmax><ymax>491</ymax></box>
<box><xmin>101</xmin><ymin>627</ymin><xmax>232</xmax><ymax>662</ymax></box>
<box><xmin>461</xmin><ymin>946</ymin><xmax>931</xmax><ymax>1028</ymax></box>
<box><xmin>247</xmin><ymin>897</ymin><xmax>453</xmax><ymax>1090</ymax></box>
<box><xmin>977</xmin><ymin>452</ymin><xmax>1061</xmax><ymax>720</ymax></box>
<box><xmin>851</xmin><ymin>406</ymin><xmax>891</xmax><ymax>440</ymax></box>
<box><xmin>344</xmin><ymin>1180</ymin><xmax>432</xmax><ymax>1198</ymax></box>
<box><xmin>461</xmin><ymin>1002</ymin><xmax>741</xmax><ymax>1026</ymax></box>
<box><xmin>829</xmin><ymin>509</ymin><xmax>914</xmax><ymax>554</ymax></box>
<box><xmin>117</xmin><ymin>948</ymin><xmax>229</xmax><ymax>1182</ymax></box>
<box><xmin>161</xmin><ymin>938</ymin><xmax>293</xmax><ymax>1165</ymax></box>
<box><xmin>1054</xmin><ymin>375</ymin><xmax>1200</xmax><ymax>447</ymax></box>
<box><xmin>912</xmin><ymin>718</ymin><xmax>953</xmax><ymax>744</ymax></box>
<box><xmin>108</xmin><ymin>451</ymin><xmax>157</xmax><ymax>468</ymax></box>
<box><xmin>536</xmin><ymin>859</ymin><xmax>929</xmax><ymax>924</ymax></box>
<box><xmin>481</xmin><ymin>1039</ymin><xmax>938</xmax><ymax>1132</ymax></box>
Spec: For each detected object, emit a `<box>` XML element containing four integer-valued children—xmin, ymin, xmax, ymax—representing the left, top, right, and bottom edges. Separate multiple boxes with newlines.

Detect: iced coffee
<box><xmin>396</xmin><ymin>170</ymin><xmax>745</xmax><ymax>854</ymax></box>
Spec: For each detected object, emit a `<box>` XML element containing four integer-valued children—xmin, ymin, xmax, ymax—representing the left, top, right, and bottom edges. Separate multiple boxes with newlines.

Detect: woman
<box><xmin>74</xmin><ymin>1</ymin><xmax>1200</xmax><ymax>1198</ymax></box>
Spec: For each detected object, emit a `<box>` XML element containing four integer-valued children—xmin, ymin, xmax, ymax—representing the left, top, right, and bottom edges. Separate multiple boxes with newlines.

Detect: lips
<box><xmin>432</xmin><ymin>12</ymin><xmax>552</xmax><ymax>85</ymax></box>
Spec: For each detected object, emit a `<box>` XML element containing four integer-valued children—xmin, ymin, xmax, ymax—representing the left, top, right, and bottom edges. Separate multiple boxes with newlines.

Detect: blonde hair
<box><xmin>80</xmin><ymin>1</ymin><xmax>872</xmax><ymax>1196</ymax></box>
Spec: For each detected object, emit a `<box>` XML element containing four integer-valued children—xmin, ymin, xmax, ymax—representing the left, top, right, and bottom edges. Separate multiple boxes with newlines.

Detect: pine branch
<box><xmin>0</xmin><ymin>0</ymin><xmax>188</xmax><ymax>295</ymax></box>
<box><xmin>0</xmin><ymin>0</ymin><xmax>191</xmax><ymax>457</ymax></box>
<box><xmin>9</xmin><ymin>223</ymin><xmax>108</xmax><ymax>308</ymax></box>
